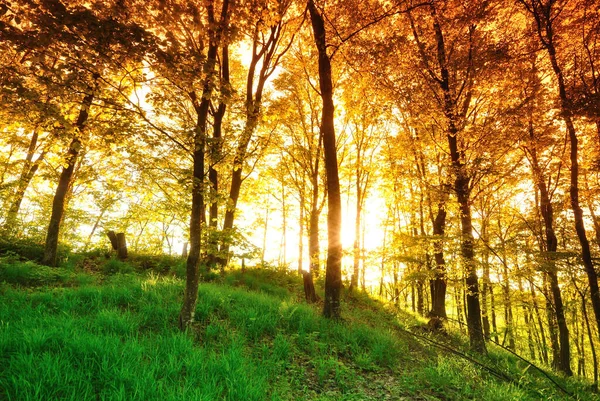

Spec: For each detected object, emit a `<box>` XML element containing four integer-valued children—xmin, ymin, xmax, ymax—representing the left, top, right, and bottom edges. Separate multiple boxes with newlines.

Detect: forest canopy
<box><xmin>2</xmin><ymin>0</ymin><xmax>600</xmax><ymax>385</ymax></box>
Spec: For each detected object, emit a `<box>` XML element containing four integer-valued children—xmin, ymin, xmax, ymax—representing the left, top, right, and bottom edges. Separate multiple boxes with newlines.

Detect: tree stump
<box><xmin>116</xmin><ymin>232</ymin><xmax>128</xmax><ymax>260</ymax></box>
<box><xmin>106</xmin><ymin>230</ymin><xmax>118</xmax><ymax>250</ymax></box>
<box><xmin>303</xmin><ymin>271</ymin><xmax>318</xmax><ymax>303</ymax></box>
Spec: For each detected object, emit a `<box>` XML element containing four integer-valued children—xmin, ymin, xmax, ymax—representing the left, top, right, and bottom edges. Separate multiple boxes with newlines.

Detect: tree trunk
<box><xmin>490</xmin><ymin>281</ymin><xmax>499</xmax><ymax>343</ymax></box>
<box><xmin>107</xmin><ymin>230</ymin><xmax>119</xmax><ymax>251</ymax></box>
<box><xmin>428</xmin><ymin>3</ymin><xmax>485</xmax><ymax>351</ymax></box>
<box><xmin>308</xmin><ymin>0</ymin><xmax>342</xmax><ymax>319</ymax></box>
<box><xmin>207</xmin><ymin>45</ymin><xmax>229</xmax><ymax>268</ymax></box>
<box><xmin>536</xmin><ymin>3</ymin><xmax>600</xmax><ymax>346</ymax></box>
<box><xmin>298</xmin><ymin>190</ymin><xmax>305</xmax><ymax>274</ymax></box>
<box><xmin>4</xmin><ymin>130</ymin><xmax>47</xmax><ymax>232</ymax></box>
<box><xmin>527</xmin><ymin>121</ymin><xmax>572</xmax><ymax>375</ymax></box>
<box><xmin>481</xmin><ymin>233</ymin><xmax>491</xmax><ymax>340</ymax></box>
<box><xmin>42</xmin><ymin>88</ymin><xmax>95</xmax><ymax>266</ymax></box>
<box><xmin>430</xmin><ymin>203</ymin><xmax>447</xmax><ymax>318</ymax></box>
<box><xmin>582</xmin><ymin>293</ymin><xmax>599</xmax><ymax>390</ymax></box>
<box><xmin>309</xmin><ymin>186</ymin><xmax>321</xmax><ymax>277</ymax></box>
<box><xmin>303</xmin><ymin>271</ymin><xmax>318</xmax><ymax>303</ymax></box>
<box><xmin>180</xmin><ymin>0</ymin><xmax>229</xmax><ymax>330</ymax></box>
<box><xmin>116</xmin><ymin>232</ymin><xmax>128</xmax><ymax>260</ymax></box>
<box><xmin>351</xmin><ymin>155</ymin><xmax>362</xmax><ymax>291</ymax></box>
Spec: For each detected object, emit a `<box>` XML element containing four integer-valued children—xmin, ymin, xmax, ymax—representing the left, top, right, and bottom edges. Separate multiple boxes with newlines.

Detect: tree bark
<box><xmin>303</xmin><ymin>271</ymin><xmax>318</xmax><ymax>303</ymax></box>
<box><xmin>426</xmin><ymin>4</ymin><xmax>485</xmax><ymax>352</ymax></box>
<box><xmin>526</xmin><ymin>119</ymin><xmax>572</xmax><ymax>375</ymax></box>
<box><xmin>180</xmin><ymin>0</ymin><xmax>229</xmax><ymax>331</ymax></box>
<box><xmin>308</xmin><ymin>140</ymin><xmax>322</xmax><ymax>277</ymax></box>
<box><xmin>107</xmin><ymin>230</ymin><xmax>118</xmax><ymax>250</ymax></box>
<box><xmin>430</xmin><ymin>202</ymin><xmax>447</xmax><ymax>318</ymax></box>
<box><xmin>4</xmin><ymin>130</ymin><xmax>47</xmax><ymax>232</ymax></box>
<box><xmin>42</xmin><ymin>88</ymin><xmax>95</xmax><ymax>266</ymax></box>
<box><xmin>298</xmin><ymin>190</ymin><xmax>305</xmax><ymax>274</ymax></box>
<box><xmin>526</xmin><ymin>0</ymin><xmax>600</xmax><ymax>347</ymax></box>
<box><xmin>308</xmin><ymin>0</ymin><xmax>342</xmax><ymax>319</ymax></box>
<box><xmin>207</xmin><ymin>45</ymin><xmax>229</xmax><ymax>268</ymax></box>
<box><xmin>116</xmin><ymin>232</ymin><xmax>128</xmax><ymax>260</ymax></box>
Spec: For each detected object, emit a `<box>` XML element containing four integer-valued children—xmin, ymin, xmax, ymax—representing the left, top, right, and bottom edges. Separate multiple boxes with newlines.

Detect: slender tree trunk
<box><xmin>428</xmin><ymin>4</ymin><xmax>485</xmax><ymax>351</ymax></box>
<box><xmin>430</xmin><ymin>202</ymin><xmax>447</xmax><ymax>318</ymax></box>
<box><xmin>42</xmin><ymin>88</ymin><xmax>95</xmax><ymax>266</ymax></box>
<box><xmin>536</xmin><ymin>5</ymin><xmax>600</xmax><ymax>345</ymax></box>
<box><xmin>519</xmin><ymin>278</ymin><xmax>536</xmax><ymax>360</ymax></box>
<box><xmin>220</xmin><ymin>17</ymin><xmax>288</xmax><ymax>260</ymax></box>
<box><xmin>490</xmin><ymin>282</ymin><xmax>499</xmax><ymax>343</ymax></box>
<box><xmin>261</xmin><ymin>203</ymin><xmax>269</xmax><ymax>264</ymax></box>
<box><xmin>308</xmin><ymin>0</ymin><xmax>342</xmax><ymax>319</ymax></box>
<box><xmin>180</xmin><ymin>0</ymin><xmax>229</xmax><ymax>330</ymax></box>
<box><xmin>582</xmin><ymin>293</ymin><xmax>599</xmax><ymax>390</ymax></box>
<box><xmin>280</xmin><ymin>182</ymin><xmax>287</xmax><ymax>266</ymax></box>
<box><xmin>84</xmin><ymin>208</ymin><xmax>107</xmax><ymax>251</ymax></box>
<box><xmin>455</xmin><ymin>286</ymin><xmax>465</xmax><ymax>334</ymax></box>
<box><xmin>529</xmin><ymin>281</ymin><xmax>548</xmax><ymax>365</ymax></box>
<box><xmin>4</xmin><ymin>130</ymin><xmax>47</xmax><ymax>232</ymax></box>
<box><xmin>526</xmin><ymin>115</ymin><xmax>572</xmax><ymax>374</ymax></box>
<box><xmin>308</xmin><ymin>137</ymin><xmax>322</xmax><ymax>277</ymax></box>
<box><xmin>351</xmin><ymin>155</ymin><xmax>362</xmax><ymax>290</ymax></box>
<box><xmin>208</xmin><ymin>45</ymin><xmax>229</xmax><ymax>267</ymax></box>
<box><xmin>298</xmin><ymin>190</ymin><xmax>305</xmax><ymax>274</ymax></box>
<box><xmin>544</xmin><ymin>277</ymin><xmax>561</xmax><ymax>370</ymax></box>
<box><xmin>481</xmin><ymin>245</ymin><xmax>491</xmax><ymax>340</ymax></box>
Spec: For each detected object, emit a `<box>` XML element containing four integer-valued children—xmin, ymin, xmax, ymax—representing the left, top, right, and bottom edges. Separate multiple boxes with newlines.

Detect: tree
<box><xmin>519</xmin><ymin>0</ymin><xmax>600</xmax><ymax>345</ymax></box>
<box><xmin>307</xmin><ymin>0</ymin><xmax>343</xmax><ymax>318</ymax></box>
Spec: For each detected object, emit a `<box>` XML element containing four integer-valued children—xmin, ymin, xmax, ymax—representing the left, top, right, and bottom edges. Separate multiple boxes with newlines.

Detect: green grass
<box><xmin>0</xmin><ymin>259</ymin><xmax>596</xmax><ymax>400</ymax></box>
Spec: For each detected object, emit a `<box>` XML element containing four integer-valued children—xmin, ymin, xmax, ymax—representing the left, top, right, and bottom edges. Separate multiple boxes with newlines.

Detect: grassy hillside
<box><xmin>0</xmin><ymin>252</ymin><xmax>595</xmax><ymax>400</ymax></box>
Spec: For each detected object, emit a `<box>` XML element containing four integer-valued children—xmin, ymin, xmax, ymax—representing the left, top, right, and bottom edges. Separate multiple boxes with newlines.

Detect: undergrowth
<box><xmin>0</xmin><ymin>256</ymin><xmax>596</xmax><ymax>400</ymax></box>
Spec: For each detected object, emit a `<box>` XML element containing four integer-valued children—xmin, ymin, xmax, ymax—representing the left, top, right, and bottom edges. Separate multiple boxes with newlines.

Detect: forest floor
<box><xmin>0</xmin><ymin>245</ymin><xmax>596</xmax><ymax>400</ymax></box>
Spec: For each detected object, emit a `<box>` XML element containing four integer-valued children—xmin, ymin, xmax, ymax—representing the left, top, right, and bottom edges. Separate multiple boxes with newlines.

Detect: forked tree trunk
<box><xmin>4</xmin><ymin>130</ymin><xmax>47</xmax><ymax>232</ymax></box>
<box><xmin>526</xmin><ymin>0</ymin><xmax>600</xmax><ymax>347</ymax></box>
<box><xmin>207</xmin><ymin>45</ymin><xmax>229</xmax><ymax>268</ymax></box>
<box><xmin>42</xmin><ymin>88</ymin><xmax>95</xmax><ymax>267</ymax></box>
<box><xmin>308</xmin><ymin>0</ymin><xmax>342</xmax><ymax>319</ymax></box>
<box><xmin>427</xmin><ymin>4</ymin><xmax>485</xmax><ymax>352</ymax></box>
<box><xmin>180</xmin><ymin>0</ymin><xmax>229</xmax><ymax>330</ymax></box>
<box><xmin>527</xmin><ymin>118</ymin><xmax>572</xmax><ymax>375</ymax></box>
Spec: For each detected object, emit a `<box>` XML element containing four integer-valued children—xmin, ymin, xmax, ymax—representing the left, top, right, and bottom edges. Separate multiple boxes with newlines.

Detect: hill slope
<box><xmin>0</xmin><ymin>255</ymin><xmax>595</xmax><ymax>400</ymax></box>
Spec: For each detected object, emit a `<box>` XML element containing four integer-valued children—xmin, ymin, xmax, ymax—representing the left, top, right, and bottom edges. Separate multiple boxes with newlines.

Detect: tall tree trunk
<box><xmin>261</xmin><ymin>203</ymin><xmax>269</xmax><ymax>264</ymax></box>
<box><xmin>527</xmin><ymin>120</ymin><xmax>572</xmax><ymax>375</ymax></box>
<box><xmin>308</xmin><ymin>0</ymin><xmax>342</xmax><ymax>319</ymax></box>
<box><xmin>582</xmin><ymin>293</ymin><xmax>599</xmax><ymax>390</ymax></box>
<box><xmin>220</xmin><ymin>17</ymin><xmax>288</xmax><ymax>261</ymax></box>
<box><xmin>298</xmin><ymin>190</ymin><xmax>305</xmax><ymax>274</ymax></box>
<box><xmin>351</xmin><ymin>151</ymin><xmax>362</xmax><ymax>290</ymax></box>
<box><xmin>308</xmin><ymin>138</ymin><xmax>322</xmax><ymax>276</ymax></box>
<box><xmin>208</xmin><ymin>45</ymin><xmax>229</xmax><ymax>267</ymax></box>
<box><xmin>428</xmin><ymin>4</ymin><xmax>485</xmax><ymax>352</ymax></box>
<box><xmin>42</xmin><ymin>88</ymin><xmax>95</xmax><ymax>266</ymax></box>
<box><xmin>180</xmin><ymin>0</ymin><xmax>229</xmax><ymax>330</ymax></box>
<box><xmin>481</xmin><ymin>222</ymin><xmax>491</xmax><ymax>340</ymax></box>
<box><xmin>4</xmin><ymin>130</ymin><xmax>47</xmax><ymax>232</ymax></box>
<box><xmin>280</xmin><ymin>181</ymin><xmax>287</xmax><ymax>266</ymax></box>
<box><xmin>490</xmin><ymin>281</ymin><xmax>499</xmax><ymax>342</ymax></box>
<box><xmin>530</xmin><ymin>0</ymin><xmax>600</xmax><ymax>345</ymax></box>
<box><xmin>430</xmin><ymin>202</ymin><xmax>447</xmax><ymax>318</ymax></box>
